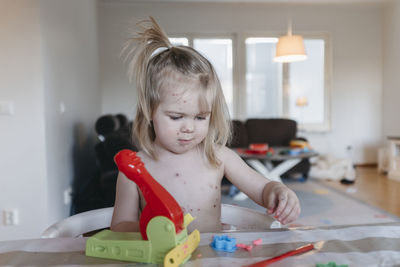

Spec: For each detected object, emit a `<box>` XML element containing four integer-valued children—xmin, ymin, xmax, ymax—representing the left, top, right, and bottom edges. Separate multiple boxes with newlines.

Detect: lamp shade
<box><xmin>274</xmin><ymin>34</ymin><xmax>307</xmax><ymax>63</ymax></box>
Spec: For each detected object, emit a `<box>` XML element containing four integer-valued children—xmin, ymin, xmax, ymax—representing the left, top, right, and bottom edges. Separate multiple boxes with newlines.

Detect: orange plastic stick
<box><xmin>245</xmin><ymin>243</ymin><xmax>314</xmax><ymax>267</ymax></box>
<box><xmin>114</xmin><ymin>149</ymin><xmax>184</xmax><ymax>240</ymax></box>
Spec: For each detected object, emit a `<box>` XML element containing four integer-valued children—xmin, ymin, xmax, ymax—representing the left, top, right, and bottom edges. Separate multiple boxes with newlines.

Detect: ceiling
<box><xmin>108</xmin><ymin>0</ymin><xmax>387</xmax><ymax>3</ymax></box>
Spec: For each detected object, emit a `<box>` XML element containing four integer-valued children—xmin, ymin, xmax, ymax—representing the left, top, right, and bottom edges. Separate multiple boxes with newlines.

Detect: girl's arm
<box><xmin>219</xmin><ymin>146</ymin><xmax>270</xmax><ymax>205</ymax></box>
<box><xmin>110</xmin><ymin>171</ymin><xmax>141</xmax><ymax>232</ymax></box>
<box><xmin>220</xmin><ymin>146</ymin><xmax>300</xmax><ymax>225</ymax></box>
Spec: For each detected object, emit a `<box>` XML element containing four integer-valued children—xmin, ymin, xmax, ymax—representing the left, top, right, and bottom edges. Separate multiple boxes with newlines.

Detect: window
<box><xmin>288</xmin><ymin>39</ymin><xmax>326</xmax><ymax>129</ymax></box>
<box><xmin>245</xmin><ymin>36</ymin><xmax>330</xmax><ymax>131</ymax></box>
<box><xmin>170</xmin><ymin>34</ymin><xmax>330</xmax><ymax>132</ymax></box>
<box><xmin>169</xmin><ymin>37</ymin><xmax>189</xmax><ymax>46</ymax></box>
<box><xmin>245</xmin><ymin>38</ymin><xmax>282</xmax><ymax>118</ymax></box>
<box><xmin>193</xmin><ymin>39</ymin><xmax>233</xmax><ymax>115</ymax></box>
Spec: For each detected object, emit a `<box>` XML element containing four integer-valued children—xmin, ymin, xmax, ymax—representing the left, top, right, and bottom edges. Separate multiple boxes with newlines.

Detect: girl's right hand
<box><xmin>262</xmin><ymin>181</ymin><xmax>301</xmax><ymax>225</ymax></box>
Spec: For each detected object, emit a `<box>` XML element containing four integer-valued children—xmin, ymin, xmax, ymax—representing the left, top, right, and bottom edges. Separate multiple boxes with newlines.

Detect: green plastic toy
<box><xmin>86</xmin><ymin>214</ymin><xmax>200</xmax><ymax>266</ymax></box>
<box><xmin>316</xmin><ymin>262</ymin><xmax>349</xmax><ymax>267</ymax></box>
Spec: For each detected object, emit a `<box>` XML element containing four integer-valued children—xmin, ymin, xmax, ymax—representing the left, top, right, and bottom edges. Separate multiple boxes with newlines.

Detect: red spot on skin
<box><xmin>215</xmin><ymin>186</ymin><xmax>218</xmax><ymax>190</ymax></box>
<box><xmin>213</xmin><ymin>205</ymin><xmax>216</xmax><ymax>208</ymax></box>
<box><xmin>197</xmin><ymin>208</ymin><xmax>200</xmax><ymax>211</ymax></box>
<box><xmin>183</xmin><ymin>181</ymin><xmax>187</xmax><ymax>184</ymax></box>
<box><xmin>175</xmin><ymin>173</ymin><xmax>179</xmax><ymax>177</ymax></box>
<box><xmin>183</xmin><ymin>100</ymin><xmax>186</xmax><ymax>103</ymax></box>
<box><xmin>190</xmin><ymin>208</ymin><xmax>193</xmax><ymax>212</ymax></box>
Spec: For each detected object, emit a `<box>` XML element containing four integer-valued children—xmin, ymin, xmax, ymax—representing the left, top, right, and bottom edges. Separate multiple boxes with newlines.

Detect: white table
<box><xmin>232</xmin><ymin>147</ymin><xmax>317</xmax><ymax>200</ymax></box>
<box><xmin>1</xmin><ymin>222</ymin><xmax>400</xmax><ymax>266</ymax></box>
<box><xmin>237</xmin><ymin>147</ymin><xmax>318</xmax><ymax>183</ymax></box>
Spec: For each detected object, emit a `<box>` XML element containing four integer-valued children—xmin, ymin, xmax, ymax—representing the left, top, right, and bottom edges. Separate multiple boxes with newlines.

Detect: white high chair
<box><xmin>41</xmin><ymin>204</ymin><xmax>280</xmax><ymax>238</ymax></box>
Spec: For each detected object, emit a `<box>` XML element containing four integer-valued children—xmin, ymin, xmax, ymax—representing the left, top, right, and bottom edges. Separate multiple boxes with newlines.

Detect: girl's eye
<box><xmin>196</xmin><ymin>116</ymin><xmax>207</xmax><ymax>120</ymax></box>
<box><xmin>170</xmin><ymin>116</ymin><xmax>182</xmax><ymax>120</ymax></box>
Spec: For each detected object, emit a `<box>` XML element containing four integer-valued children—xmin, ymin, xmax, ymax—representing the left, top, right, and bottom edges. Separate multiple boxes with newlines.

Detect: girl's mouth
<box><xmin>178</xmin><ymin>138</ymin><xmax>193</xmax><ymax>144</ymax></box>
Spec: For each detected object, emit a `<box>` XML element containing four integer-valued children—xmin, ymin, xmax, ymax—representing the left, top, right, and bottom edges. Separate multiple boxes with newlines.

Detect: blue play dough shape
<box><xmin>210</xmin><ymin>235</ymin><xmax>237</xmax><ymax>252</ymax></box>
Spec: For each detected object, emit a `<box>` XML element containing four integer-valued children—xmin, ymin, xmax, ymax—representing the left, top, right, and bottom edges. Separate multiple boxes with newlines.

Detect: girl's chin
<box><xmin>169</xmin><ymin>144</ymin><xmax>199</xmax><ymax>154</ymax></box>
<box><xmin>156</xmin><ymin>140</ymin><xmax>203</xmax><ymax>155</ymax></box>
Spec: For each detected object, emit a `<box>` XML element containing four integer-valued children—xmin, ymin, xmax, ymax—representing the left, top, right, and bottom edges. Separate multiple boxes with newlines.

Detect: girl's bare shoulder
<box><xmin>216</xmin><ymin>145</ymin><xmax>240</xmax><ymax>163</ymax></box>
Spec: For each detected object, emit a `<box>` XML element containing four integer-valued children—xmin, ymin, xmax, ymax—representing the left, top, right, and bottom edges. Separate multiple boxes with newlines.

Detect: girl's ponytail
<box><xmin>123</xmin><ymin>17</ymin><xmax>172</xmax><ymax>157</ymax></box>
<box><xmin>123</xmin><ymin>17</ymin><xmax>171</xmax><ymax>121</ymax></box>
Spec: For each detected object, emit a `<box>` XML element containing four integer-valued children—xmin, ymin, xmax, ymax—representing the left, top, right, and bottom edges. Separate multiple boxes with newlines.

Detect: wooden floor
<box><xmin>319</xmin><ymin>167</ymin><xmax>400</xmax><ymax>217</ymax></box>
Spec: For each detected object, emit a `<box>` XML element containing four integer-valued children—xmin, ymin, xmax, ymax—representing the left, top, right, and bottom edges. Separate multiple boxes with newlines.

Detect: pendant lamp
<box><xmin>274</xmin><ymin>19</ymin><xmax>307</xmax><ymax>63</ymax></box>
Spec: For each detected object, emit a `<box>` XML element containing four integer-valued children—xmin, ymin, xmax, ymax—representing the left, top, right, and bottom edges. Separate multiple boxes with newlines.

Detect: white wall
<box><xmin>0</xmin><ymin>0</ymin><xmax>48</xmax><ymax>240</ymax></box>
<box><xmin>40</xmin><ymin>0</ymin><xmax>100</xmax><ymax>228</ymax></box>
<box><xmin>0</xmin><ymin>0</ymin><xmax>100</xmax><ymax>240</ymax></box>
<box><xmin>98</xmin><ymin>1</ymin><xmax>383</xmax><ymax>163</ymax></box>
<box><xmin>383</xmin><ymin>0</ymin><xmax>400</xmax><ymax>139</ymax></box>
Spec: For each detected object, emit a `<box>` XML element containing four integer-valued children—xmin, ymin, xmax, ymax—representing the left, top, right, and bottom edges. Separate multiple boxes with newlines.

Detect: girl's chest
<box><xmin>155</xmin><ymin>163</ymin><xmax>221</xmax><ymax>191</ymax></box>
<box><xmin>145</xmin><ymin>158</ymin><xmax>223</xmax><ymax>204</ymax></box>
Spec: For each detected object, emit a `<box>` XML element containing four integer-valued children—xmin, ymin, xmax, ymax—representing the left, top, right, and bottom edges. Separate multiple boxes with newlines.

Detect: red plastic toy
<box><xmin>114</xmin><ymin>149</ymin><xmax>184</xmax><ymax>240</ymax></box>
<box><xmin>249</xmin><ymin>143</ymin><xmax>269</xmax><ymax>152</ymax></box>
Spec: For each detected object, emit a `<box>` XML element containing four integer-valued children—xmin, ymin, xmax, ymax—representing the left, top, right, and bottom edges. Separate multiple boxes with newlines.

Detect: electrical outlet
<box><xmin>2</xmin><ymin>209</ymin><xmax>19</xmax><ymax>225</ymax></box>
<box><xmin>64</xmin><ymin>187</ymin><xmax>72</xmax><ymax>205</ymax></box>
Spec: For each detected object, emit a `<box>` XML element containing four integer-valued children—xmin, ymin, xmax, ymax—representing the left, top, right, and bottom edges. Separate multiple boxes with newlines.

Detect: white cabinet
<box><xmin>388</xmin><ymin>137</ymin><xmax>400</xmax><ymax>182</ymax></box>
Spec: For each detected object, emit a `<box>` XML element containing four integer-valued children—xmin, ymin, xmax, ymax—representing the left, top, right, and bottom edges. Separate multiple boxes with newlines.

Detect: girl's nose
<box><xmin>181</xmin><ymin>120</ymin><xmax>194</xmax><ymax>133</ymax></box>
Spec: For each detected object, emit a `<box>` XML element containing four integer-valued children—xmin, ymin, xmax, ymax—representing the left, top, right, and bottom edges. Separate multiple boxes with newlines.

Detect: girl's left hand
<box><xmin>262</xmin><ymin>181</ymin><xmax>301</xmax><ymax>225</ymax></box>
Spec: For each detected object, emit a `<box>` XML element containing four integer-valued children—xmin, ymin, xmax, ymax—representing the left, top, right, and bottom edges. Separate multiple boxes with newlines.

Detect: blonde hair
<box><xmin>124</xmin><ymin>17</ymin><xmax>231</xmax><ymax>167</ymax></box>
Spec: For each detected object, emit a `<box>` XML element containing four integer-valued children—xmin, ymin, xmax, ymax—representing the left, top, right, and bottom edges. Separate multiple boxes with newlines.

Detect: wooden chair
<box><xmin>41</xmin><ymin>204</ymin><xmax>279</xmax><ymax>238</ymax></box>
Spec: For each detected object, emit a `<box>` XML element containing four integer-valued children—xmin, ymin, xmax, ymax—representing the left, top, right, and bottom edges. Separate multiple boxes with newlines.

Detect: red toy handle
<box><xmin>114</xmin><ymin>149</ymin><xmax>184</xmax><ymax>240</ymax></box>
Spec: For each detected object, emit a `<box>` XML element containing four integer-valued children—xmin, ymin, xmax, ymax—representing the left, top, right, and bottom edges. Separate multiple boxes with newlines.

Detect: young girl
<box><xmin>111</xmin><ymin>17</ymin><xmax>300</xmax><ymax>233</ymax></box>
